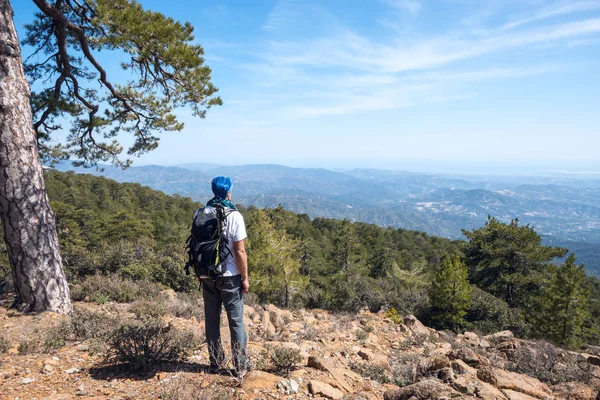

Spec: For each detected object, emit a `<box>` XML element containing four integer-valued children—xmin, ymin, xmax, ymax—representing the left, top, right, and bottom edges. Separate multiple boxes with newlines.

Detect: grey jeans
<box><xmin>200</xmin><ymin>274</ymin><xmax>247</xmax><ymax>369</ymax></box>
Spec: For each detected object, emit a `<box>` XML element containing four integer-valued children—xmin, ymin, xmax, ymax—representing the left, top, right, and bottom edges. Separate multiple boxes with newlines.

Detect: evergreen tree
<box><xmin>0</xmin><ymin>0</ymin><xmax>220</xmax><ymax>313</ymax></box>
<box><xmin>541</xmin><ymin>254</ymin><xmax>590</xmax><ymax>348</ymax></box>
<box><xmin>462</xmin><ymin>216</ymin><xmax>566</xmax><ymax>308</ymax></box>
<box><xmin>247</xmin><ymin>210</ymin><xmax>307</xmax><ymax>307</ymax></box>
<box><xmin>429</xmin><ymin>256</ymin><xmax>472</xmax><ymax>330</ymax></box>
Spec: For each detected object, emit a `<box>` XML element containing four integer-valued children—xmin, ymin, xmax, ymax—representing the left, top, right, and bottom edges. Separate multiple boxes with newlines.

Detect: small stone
<box><xmin>75</xmin><ymin>384</ymin><xmax>87</xmax><ymax>396</ymax></box>
<box><xmin>42</xmin><ymin>364</ymin><xmax>55</xmax><ymax>374</ymax></box>
<box><xmin>289</xmin><ymin>378</ymin><xmax>299</xmax><ymax>394</ymax></box>
<box><xmin>76</xmin><ymin>344</ymin><xmax>90</xmax><ymax>352</ymax></box>
<box><xmin>22</xmin><ymin>377</ymin><xmax>35</xmax><ymax>384</ymax></box>
<box><xmin>65</xmin><ymin>368</ymin><xmax>80</xmax><ymax>374</ymax></box>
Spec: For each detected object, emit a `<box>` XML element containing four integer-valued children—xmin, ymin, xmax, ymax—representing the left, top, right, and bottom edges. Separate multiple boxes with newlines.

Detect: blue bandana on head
<box><xmin>211</xmin><ymin>176</ymin><xmax>232</xmax><ymax>199</ymax></box>
<box><xmin>208</xmin><ymin>176</ymin><xmax>236</xmax><ymax>210</ymax></box>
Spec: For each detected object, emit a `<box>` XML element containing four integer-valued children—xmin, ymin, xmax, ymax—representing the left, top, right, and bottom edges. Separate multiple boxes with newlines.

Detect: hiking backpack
<box><xmin>185</xmin><ymin>205</ymin><xmax>233</xmax><ymax>277</ymax></box>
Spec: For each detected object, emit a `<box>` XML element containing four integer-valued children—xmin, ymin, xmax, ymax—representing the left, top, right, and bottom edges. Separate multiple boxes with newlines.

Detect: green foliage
<box><xmin>537</xmin><ymin>254</ymin><xmax>590</xmax><ymax>348</ymax></box>
<box><xmin>24</xmin><ymin>0</ymin><xmax>221</xmax><ymax>168</ymax></box>
<box><xmin>429</xmin><ymin>256</ymin><xmax>472</xmax><ymax>331</ymax></box>
<box><xmin>466</xmin><ymin>287</ymin><xmax>530</xmax><ymax>336</ymax></box>
<box><xmin>246</xmin><ymin>209</ymin><xmax>308</xmax><ymax>307</ymax></box>
<box><xmin>351</xmin><ymin>361</ymin><xmax>390</xmax><ymax>384</ymax></box>
<box><xmin>0</xmin><ymin>336</ymin><xmax>9</xmax><ymax>354</ymax></box>
<box><xmin>44</xmin><ymin>320</ymin><xmax>72</xmax><ymax>353</ymax></box>
<box><xmin>70</xmin><ymin>274</ymin><xmax>163</xmax><ymax>303</ymax></box>
<box><xmin>18</xmin><ymin>339</ymin><xmax>39</xmax><ymax>355</ymax></box>
<box><xmin>70</xmin><ymin>308</ymin><xmax>119</xmax><ymax>340</ymax></box>
<box><xmin>385</xmin><ymin>308</ymin><xmax>403</xmax><ymax>324</ymax></box>
<box><xmin>106</xmin><ymin>319</ymin><xmax>197</xmax><ymax>370</ymax></box>
<box><xmin>463</xmin><ymin>216</ymin><xmax>566</xmax><ymax>308</ymax></box>
<box><xmin>261</xmin><ymin>345</ymin><xmax>304</xmax><ymax>375</ymax></box>
<box><xmin>131</xmin><ymin>300</ymin><xmax>168</xmax><ymax>321</ymax></box>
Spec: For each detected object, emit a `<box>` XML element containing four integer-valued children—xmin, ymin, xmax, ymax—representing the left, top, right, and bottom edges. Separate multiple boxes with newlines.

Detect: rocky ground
<box><xmin>1</xmin><ymin>291</ymin><xmax>600</xmax><ymax>400</ymax></box>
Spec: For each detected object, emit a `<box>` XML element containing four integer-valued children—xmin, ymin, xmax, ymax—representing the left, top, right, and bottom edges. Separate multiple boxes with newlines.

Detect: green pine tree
<box><xmin>247</xmin><ymin>210</ymin><xmax>308</xmax><ymax>307</ymax></box>
<box><xmin>541</xmin><ymin>253</ymin><xmax>590</xmax><ymax>348</ymax></box>
<box><xmin>429</xmin><ymin>256</ymin><xmax>473</xmax><ymax>330</ymax></box>
<box><xmin>462</xmin><ymin>216</ymin><xmax>566</xmax><ymax>308</ymax></box>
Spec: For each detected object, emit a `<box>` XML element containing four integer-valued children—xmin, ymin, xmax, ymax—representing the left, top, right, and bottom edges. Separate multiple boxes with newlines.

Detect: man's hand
<box><xmin>241</xmin><ymin>277</ymin><xmax>250</xmax><ymax>294</ymax></box>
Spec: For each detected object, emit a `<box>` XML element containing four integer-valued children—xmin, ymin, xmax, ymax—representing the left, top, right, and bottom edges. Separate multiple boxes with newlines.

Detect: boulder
<box><xmin>383</xmin><ymin>378</ymin><xmax>460</xmax><ymax>400</ymax></box>
<box><xmin>403</xmin><ymin>315</ymin><xmax>432</xmax><ymax>337</ymax></box>
<box><xmin>309</xmin><ymin>380</ymin><xmax>344</xmax><ymax>399</ymax></box>
<box><xmin>451</xmin><ymin>359</ymin><xmax>477</xmax><ymax>376</ymax></box>
<box><xmin>502</xmin><ymin>389</ymin><xmax>541</xmax><ymax>400</ymax></box>
<box><xmin>552</xmin><ymin>382</ymin><xmax>595</xmax><ymax>400</ymax></box>
<box><xmin>484</xmin><ymin>331</ymin><xmax>514</xmax><ymax>341</ymax></box>
<box><xmin>452</xmin><ymin>375</ymin><xmax>507</xmax><ymax>400</ymax></box>
<box><xmin>477</xmin><ymin>368</ymin><xmax>552</xmax><ymax>399</ymax></box>
<box><xmin>417</xmin><ymin>355</ymin><xmax>451</xmax><ymax>376</ymax></box>
<box><xmin>450</xmin><ymin>347</ymin><xmax>490</xmax><ymax>367</ymax></box>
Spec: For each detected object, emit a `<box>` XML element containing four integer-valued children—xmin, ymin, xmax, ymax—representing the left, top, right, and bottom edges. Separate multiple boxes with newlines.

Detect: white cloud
<box><xmin>502</xmin><ymin>0</ymin><xmax>600</xmax><ymax>30</ymax></box>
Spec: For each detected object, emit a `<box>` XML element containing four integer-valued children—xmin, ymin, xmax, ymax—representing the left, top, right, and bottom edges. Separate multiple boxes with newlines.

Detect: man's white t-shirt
<box><xmin>195</xmin><ymin>206</ymin><xmax>247</xmax><ymax>277</ymax></box>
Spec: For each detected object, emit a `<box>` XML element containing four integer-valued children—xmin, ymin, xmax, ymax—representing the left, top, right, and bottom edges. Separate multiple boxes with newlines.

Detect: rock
<box><xmin>383</xmin><ymin>378</ymin><xmax>459</xmax><ymax>400</ymax></box>
<box><xmin>552</xmin><ymin>382</ymin><xmax>595</xmax><ymax>400</ymax></box>
<box><xmin>309</xmin><ymin>380</ymin><xmax>344</xmax><ymax>399</ymax></box>
<box><xmin>502</xmin><ymin>389</ymin><xmax>541</xmax><ymax>400</ymax></box>
<box><xmin>484</xmin><ymin>331</ymin><xmax>514</xmax><ymax>341</ymax></box>
<box><xmin>308</xmin><ymin>355</ymin><xmax>328</xmax><ymax>371</ymax></box>
<box><xmin>587</xmin><ymin>355</ymin><xmax>600</xmax><ymax>367</ymax></box>
<box><xmin>341</xmin><ymin>394</ymin><xmax>379</xmax><ymax>400</ymax></box>
<box><xmin>417</xmin><ymin>355</ymin><xmax>451</xmax><ymax>376</ymax></box>
<box><xmin>452</xmin><ymin>375</ymin><xmax>507</xmax><ymax>400</ymax></box>
<box><xmin>76</xmin><ymin>344</ymin><xmax>90</xmax><ymax>352</ymax></box>
<box><xmin>76</xmin><ymin>383</ymin><xmax>87</xmax><ymax>396</ymax></box>
<box><xmin>289</xmin><ymin>378</ymin><xmax>299</xmax><ymax>394</ymax></box>
<box><xmin>42</xmin><ymin>364</ymin><xmax>55</xmax><ymax>374</ymax></box>
<box><xmin>244</xmin><ymin>305</ymin><xmax>256</xmax><ymax>318</ymax></box>
<box><xmin>22</xmin><ymin>377</ymin><xmax>35</xmax><ymax>384</ymax></box>
<box><xmin>451</xmin><ymin>359</ymin><xmax>477</xmax><ymax>376</ymax></box>
<box><xmin>450</xmin><ymin>347</ymin><xmax>490</xmax><ymax>367</ymax></box>
<box><xmin>437</xmin><ymin>367</ymin><xmax>454</xmax><ymax>383</ymax></box>
<box><xmin>477</xmin><ymin>368</ymin><xmax>552</xmax><ymax>399</ymax></box>
<box><xmin>464</xmin><ymin>331</ymin><xmax>480</xmax><ymax>344</ymax></box>
<box><xmin>403</xmin><ymin>315</ymin><xmax>431</xmax><ymax>337</ymax></box>
<box><xmin>65</xmin><ymin>368</ymin><xmax>80</xmax><ymax>374</ymax></box>
<box><xmin>242</xmin><ymin>370</ymin><xmax>283</xmax><ymax>390</ymax></box>
<box><xmin>7</xmin><ymin>347</ymin><xmax>18</xmax><ymax>355</ymax></box>
<box><xmin>44</xmin><ymin>357</ymin><xmax>60</xmax><ymax>366</ymax></box>
<box><xmin>480</xmin><ymin>339</ymin><xmax>492</xmax><ymax>348</ymax></box>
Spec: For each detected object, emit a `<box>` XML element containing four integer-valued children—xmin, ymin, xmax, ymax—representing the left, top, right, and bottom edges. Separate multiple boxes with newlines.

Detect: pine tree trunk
<box><xmin>0</xmin><ymin>0</ymin><xmax>71</xmax><ymax>313</ymax></box>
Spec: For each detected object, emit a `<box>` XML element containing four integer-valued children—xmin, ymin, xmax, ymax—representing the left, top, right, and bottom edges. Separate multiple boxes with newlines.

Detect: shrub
<box><xmin>44</xmin><ymin>320</ymin><xmax>72</xmax><ymax>353</ymax></box>
<box><xmin>167</xmin><ymin>292</ymin><xmax>204</xmax><ymax>320</ymax></box>
<box><xmin>466</xmin><ymin>287</ymin><xmax>530</xmax><ymax>337</ymax></box>
<box><xmin>351</xmin><ymin>361</ymin><xmax>390</xmax><ymax>384</ymax></box>
<box><xmin>389</xmin><ymin>351</ymin><xmax>420</xmax><ymax>387</ymax></box>
<box><xmin>506</xmin><ymin>340</ymin><xmax>593</xmax><ymax>385</ymax></box>
<box><xmin>258</xmin><ymin>345</ymin><xmax>303</xmax><ymax>375</ymax></box>
<box><xmin>385</xmin><ymin>308</ymin><xmax>403</xmax><ymax>324</ymax></box>
<box><xmin>70</xmin><ymin>274</ymin><xmax>163</xmax><ymax>304</ymax></box>
<box><xmin>71</xmin><ymin>308</ymin><xmax>117</xmax><ymax>340</ymax></box>
<box><xmin>131</xmin><ymin>300</ymin><xmax>168</xmax><ymax>321</ymax></box>
<box><xmin>18</xmin><ymin>339</ymin><xmax>39</xmax><ymax>355</ymax></box>
<box><xmin>106</xmin><ymin>319</ymin><xmax>197</xmax><ymax>370</ymax></box>
<box><xmin>161</xmin><ymin>380</ymin><xmax>235</xmax><ymax>400</ymax></box>
<box><xmin>355</xmin><ymin>329</ymin><xmax>368</xmax><ymax>341</ymax></box>
<box><xmin>0</xmin><ymin>336</ymin><xmax>9</xmax><ymax>353</ymax></box>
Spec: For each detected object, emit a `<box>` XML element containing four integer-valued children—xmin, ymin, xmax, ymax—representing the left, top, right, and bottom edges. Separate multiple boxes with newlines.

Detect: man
<box><xmin>198</xmin><ymin>176</ymin><xmax>249</xmax><ymax>373</ymax></box>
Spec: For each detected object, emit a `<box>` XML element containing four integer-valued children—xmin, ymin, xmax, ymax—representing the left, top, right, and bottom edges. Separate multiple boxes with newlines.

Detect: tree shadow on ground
<box><xmin>88</xmin><ymin>361</ymin><xmax>214</xmax><ymax>381</ymax></box>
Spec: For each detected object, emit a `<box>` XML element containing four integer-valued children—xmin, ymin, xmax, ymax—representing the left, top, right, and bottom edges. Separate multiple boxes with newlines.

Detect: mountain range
<box><xmin>54</xmin><ymin>162</ymin><xmax>600</xmax><ymax>275</ymax></box>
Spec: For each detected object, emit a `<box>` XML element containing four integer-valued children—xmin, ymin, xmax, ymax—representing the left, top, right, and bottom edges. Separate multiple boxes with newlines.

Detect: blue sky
<box><xmin>13</xmin><ymin>0</ymin><xmax>600</xmax><ymax>174</ymax></box>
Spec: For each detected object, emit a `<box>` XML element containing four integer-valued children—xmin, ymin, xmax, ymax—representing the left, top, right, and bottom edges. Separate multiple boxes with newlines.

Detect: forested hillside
<box><xmin>1</xmin><ymin>170</ymin><xmax>599</xmax><ymax>348</ymax></box>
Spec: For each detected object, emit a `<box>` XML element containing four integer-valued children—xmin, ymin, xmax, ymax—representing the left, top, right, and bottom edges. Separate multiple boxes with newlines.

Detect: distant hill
<box><xmin>54</xmin><ymin>162</ymin><xmax>600</xmax><ymax>274</ymax></box>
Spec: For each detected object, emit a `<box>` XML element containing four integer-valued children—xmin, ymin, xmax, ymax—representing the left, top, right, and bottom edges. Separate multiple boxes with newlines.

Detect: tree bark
<box><xmin>0</xmin><ymin>0</ymin><xmax>71</xmax><ymax>313</ymax></box>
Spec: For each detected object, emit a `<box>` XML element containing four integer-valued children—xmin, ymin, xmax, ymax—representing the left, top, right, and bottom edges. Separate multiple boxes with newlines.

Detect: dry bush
<box><xmin>389</xmin><ymin>351</ymin><xmax>420</xmax><ymax>387</ymax></box>
<box><xmin>256</xmin><ymin>345</ymin><xmax>303</xmax><ymax>376</ymax></box>
<box><xmin>506</xmin><ymin>340</ymin><xmax>593</xmax><ymax>385</ymax></box>
<box><xmin>18</xmin><ymin>339</ymin><xmax>39</xmax><ymax>355</ymax></box>
<box><xmin>106</xmin><ymin>319</ymin><xmax>198</xmax><ymax>370</ymax></box>
<box><xmin>161</xmin><ymin>379</ymin><xmax>236</xmax><ymax>400</ymax></box>
<box><xmin>43</xmin><ymin>320</ymin><xmax>72</xmax><ymax>353</ymax></box>
<box><xmin>70</xmin><ymin>274</ymin><xmax>162</xmax><ymax>303</ymax></box>
<box><xmin>0</xmin><ymin>336</ymin><xmax>9</xmax><ymax>354</ymax></box>
<box><xmin>351</xmin><ymin>361</ymin><xmax>390</xmax><ymax>384</ymax></box>
<box><xmin>71</xmin><ymin>308</ymin><xmax>118</xmax><ymax>340</ymax></box>
<box><xmin>131</xmin><ymin>300</ymin><xmax>168</xmax><ymax>321</ymax></box>
<box><xmin>167</xmin><ymin>292</ymin><xmax>204</xmax><ymax>320</ymax></box>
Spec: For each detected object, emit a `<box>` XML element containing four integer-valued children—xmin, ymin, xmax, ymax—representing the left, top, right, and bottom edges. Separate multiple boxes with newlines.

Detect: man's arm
<box><xmin>233</xmin><ymin>240</ymin><xmax>249</xmax><ymax>294</ymax></box>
